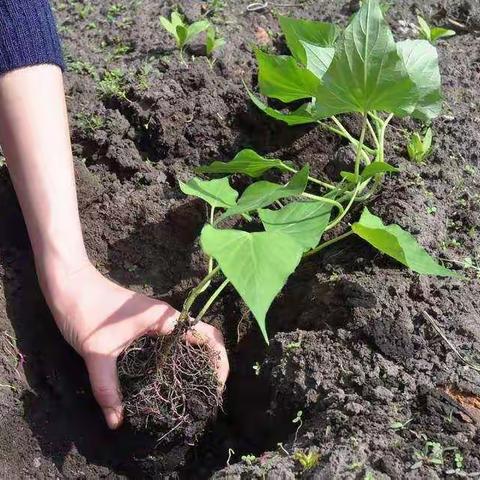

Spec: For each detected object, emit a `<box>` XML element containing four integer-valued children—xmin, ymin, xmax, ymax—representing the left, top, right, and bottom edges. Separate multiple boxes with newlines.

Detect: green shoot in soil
<box><xmin>160</xmin><ymin>11</ymin><xmax>210</xmax><ymax>63</ymax></box>
<box><xmin>408</xmin><ymin>127</ymin><xmax>433</xmax><ymax>163</ymax></box>
<box><xmin>177</xmin><ymin>0</ymin><xmax>456</xmax><ymax>343</ymax></box>
<box><xmin>417</xmin><ymin>16</ymin><xmax>456</xmax><ymax>44</ymax></box>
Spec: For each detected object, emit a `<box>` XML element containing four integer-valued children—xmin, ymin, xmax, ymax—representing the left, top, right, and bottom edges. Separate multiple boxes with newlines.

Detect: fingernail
<box><xmin>104</xmin><ymin>407</ymin><xmax>123</xmax><ymax>430</ymax></box>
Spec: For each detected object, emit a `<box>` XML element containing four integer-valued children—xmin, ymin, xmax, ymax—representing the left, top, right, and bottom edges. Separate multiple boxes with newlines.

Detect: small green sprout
<box><xmin>76</xmin><ymin>112</ymin><xmax>105</xmax><ymax>134</ymax></box>
<box><xmin>107</xmin><ymin>3</ymin><xmax>125</xmax><ymax>22</ymax></box>
<box><xmin>417</xmin><ymin>16</ymin><xmax>456</xmax><ymax>44</ymax></box>
<box><xmin>160</xmin><ymin>11</ymin><xmax>210</xmax><ymax>61</ymax></box>
<box><xmin>454</xmin><ymin>451</ymin><xmax>464</xmax><ymax>470</ymax></box>
<box><xmin>364</xmin><ymin>472</ymin><xmax>376</xmax><ymax>480</ymax></box>
<box><xmin>206</xmin><ymin>26</ymin><xmax>225</xmax><ymax>60</ymax></box>
<box><xmin>98</xmin><ymin>69</ymin><xmax>129</xmax><ymax>101</ymax></box>
<box><xmin>0</xmin><ymin>154</ymin><xmax>5</xmax><ymax>168</ymax></box>
<box><xmin>67</xmin><ymin>58</ymin><xmax>97</xmax><ymax>78</ymax></box>
<box><xmin>390</xmin><ymin>418</ymin><xmax>413</xmax><ymax>431</ymax></box>
<box><xmin>74</xmin><ymin>2</ymin><xmax>93</xmax><ymax>20</ymax></box>
<box><xmin>407</xmin><ymin>128</ymin><xmax>433</xmax><ymax>163</ymax></box>
<box><xmin>412</xmin><ymin>441</ymin><xmax>444</xmax><ymax>469</ymax></box>
<box><xmin>286</xmin><ymin>340</ymin><xmax>301</xmax><ymax>350</ymax></box>
<box><xmin>241</xmin><ymin>454</ymin><xmax>257</xmax><ymax>466</ymax></box>
<box><xmin>253</xmin><ymin>362</ymin><xmax>261</xmax><ymax>376</ymax></box>
<box><xmin>293</xmin><ymin>449</ymin><xmax>320</xmax><ymax>471</ymax></box>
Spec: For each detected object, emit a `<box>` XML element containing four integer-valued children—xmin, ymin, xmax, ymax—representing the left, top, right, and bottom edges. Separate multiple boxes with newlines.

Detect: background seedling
<box><xmin>417</xmin><ymin>16</ymin><xmax>456</xmax><ymax>44</ymax></box>
<box><xmin>160</xmin><ymin>11</ymin><xmax>210</xmax><ymax>62</ymax></box>
<box><xmin>293</xmin><ymin>449</ymin><xmax>320</xmax><ymax>471</ymax></box>
<box><xmin>408</xmin><ymin>128</ymin><xmax>433</xmax><ymax>163</ymax></box>
<box><xmin>206</xmin><ymin>26</ymin><xmax>225</xmax><ymax>67</ymax></box>
<box><xmin>98</xmin><ymin>69</ymin><xmax>129</xmax><ymax>102</ymax></box>
<box><xmin>176</xmin><ymin>0</ymin><xmax>456</xmax><ymax>345</ymax></box>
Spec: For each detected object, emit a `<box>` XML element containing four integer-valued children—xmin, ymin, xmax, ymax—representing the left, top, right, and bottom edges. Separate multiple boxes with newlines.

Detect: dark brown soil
<box><xmin>1</xmin><ymin>0</ymin><xmax>480</xmax><ymax>479</ymax></box>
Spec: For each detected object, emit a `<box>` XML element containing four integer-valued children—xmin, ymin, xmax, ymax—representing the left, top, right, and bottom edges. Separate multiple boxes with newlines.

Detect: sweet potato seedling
<box><xmin>176</xmin><ymin>0</ymin><xmax>456</xmax><ymax>344</ymax></box>
<box><xmin>160</xmin><ymin>11</ymin><xmax>210</xmax><ymax>62</ymax></box>
<box><xmin>408</xmin><ymin>128</ymin><xmax>433</xmax><ymax>163</ymax></box>
<box><xmin>417</xmin><ymin>15</ymin><xmax>456</xmax><ymax>44</ymax></box>
<box><xmin>206</xmin><ymin>26</ymin><xmax>225</xmax><ymax>67</ymax></box>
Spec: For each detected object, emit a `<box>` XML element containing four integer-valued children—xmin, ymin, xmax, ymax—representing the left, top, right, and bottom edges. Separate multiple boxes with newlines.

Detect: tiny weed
<box><xmin>74</xmin><ymin>1</ymin><xmax>93</xmax><ymax>20</ymax></box>
<box><xmin>252</xmin><ymin>362</ymin><xmax>261</xmax><ymax>376</ymax></box>
<box><xmin>241</xmin><ymin>454</ymin><xmax>257</xmax><ymax>466</ymax></box>
<box><xmin>76</xmin><ymin>112</ymin><xmax>105</xmax><ymax>134</ymax></box>
<box><xmin>98</xmin><ymin>69</ymin><xmax>129</xmax><ymax>101</ymax></box>
<box><xmin>412</xmin><ymin>440</ymin><xmax>444</xmax><ymax>469</ymax></box>
<box><xmin>407</xmin><ymin>127</ymin><xmax>432</xmax><ymax>163</ymax></box>
<box><xmin>417</xmin><ymin>16</ymin><xmax>456</xmax><ymax>44</ymax></box>
<box><xmin>107</xmin><ymin>3</ymin><xmax>126</xmax><ymax>22</ymax></box>
<box><xmin>293</xmin><ymin>449</ymin><xmax>320</xmax><ymax>471</ymax></box>
<box><xmin>390</xmin><ymin>418</ymin><xmax>413</xmax><ymax>431</ymax></box>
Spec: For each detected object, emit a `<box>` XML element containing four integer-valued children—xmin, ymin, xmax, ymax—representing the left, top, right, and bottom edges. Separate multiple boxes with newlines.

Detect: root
<box><xmin>118</xmin><ymin>327</ymin><xmax>222</xmax><ymax>444</ymax></box>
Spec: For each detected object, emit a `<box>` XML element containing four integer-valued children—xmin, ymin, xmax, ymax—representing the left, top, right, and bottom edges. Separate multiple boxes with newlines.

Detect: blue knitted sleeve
<box><xmin>0</xmin><ymin>0</ymin><xmax>64</xmax><ymax>75</ymax></box>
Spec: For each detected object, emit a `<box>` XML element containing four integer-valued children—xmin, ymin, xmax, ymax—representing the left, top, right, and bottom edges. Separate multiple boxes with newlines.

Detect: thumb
<box><xmin>84</xmin><ymin>353</ymin><xmax>124</xmax><ymax>429</ymax></box>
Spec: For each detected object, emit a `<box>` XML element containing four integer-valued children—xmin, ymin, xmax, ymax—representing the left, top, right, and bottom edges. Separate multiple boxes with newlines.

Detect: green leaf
<box><xmin>361</xmin><ymin>162</ymin><xmax>400</xmax><ymax>179</ymax></box>
<box><xmin>176</xmin><ymin>24</ymin><xmax>188</xmax><ymax>47</ymax></box>
<box><xmin>197</xmin><ymin>149</ymin><xmax>288</xmax><ymax>177</ymax></box>
<box><xmin>200</xmin><ymin>225</ymin><xmax>305</xmax><ymax>342</ymax></box>
<box><xmin>417</xmin><ymin>16</ymin><xmax>431</xmax><ymax>41</ymax></box>
<box><xmin>220</xmin><ymin>166</ymin><xmax>309</xmax><ymax>220</ymax></box>
<box><xmin>352</xmin><ymin>208</ymin><xmax>455</xmax><ymax>276</ymax></box>
<box><xmin>248</xmin><ymin>90</ymin><xmax>317</xmax><ymax>125</ymax></box>
<box><xmin>278</xmin><ymin>16</ymin><xmax>338</xmax><ymax>65</ymax></box>
<box><xmin>185</xmin><ymin>19</ymin><xmax>210</xmax><ymax>44</ymax></box>
<box><xmin>300</xmin><ymin>41</ymin><xmax>335</xmax><ymax>79</ymax></box>
<box><xmin>160</xmin><ymin>16</ymin><xmax>176</xmax><ymax>37</ymax></box>
<box><xmin>179</xmin><ymin>177</ymin><xmax>238</xmax><ymax>208</ymax></box>
<box><xmin>256</xmin><ymin>50</ymin><xmax>321</xmax><ymax>103</ymax></box>
<box><xmin>430</xmin><ymin>27</ymin><xmax>455</xmax><ymax>43</ymax></box>
<box><xmin>311</xmin><ymin>0</ymin><xmax>416</xmax><ymax>118</ymax></box>
<box><xmin>340</xmin><ymin>171</ymin><xmax>360</xmax><ymax>183</ymax></box>
<box><xmin>259</xmin><ymin>201</ymin><xmax>332</xmax><ymax>251</ymax></box>
<box><xmin>206</xmin><ymin>27</ymin><xmax>225</xmax><ymax>56</ymax></box>
<box><xmin>407</xmin><ymin>128</ymin><xmax>432</xmax><ymax>163</ymax></box>
<box><xmin>396</xmin><ymin>40</ymin><xmax>442</xmax><ymax>121</ymax></box>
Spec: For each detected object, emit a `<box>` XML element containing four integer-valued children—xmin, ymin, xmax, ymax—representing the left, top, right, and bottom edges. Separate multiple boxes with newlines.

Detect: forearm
<box><xmin>0</xmin><ymin>65</ymin><xmax>89</xmax><ymax>292</ymax></box>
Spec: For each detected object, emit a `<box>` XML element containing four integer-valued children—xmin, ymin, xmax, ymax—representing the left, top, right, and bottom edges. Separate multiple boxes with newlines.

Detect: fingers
<box><xmin>84</xmin><ymin>353</ymin><xmax>123</xmax><ymax>430</ymax></box>
<box><xmin>186</xmin><ymin>322</ymin><xmax>230</xmax><ymax>386</ymax></box>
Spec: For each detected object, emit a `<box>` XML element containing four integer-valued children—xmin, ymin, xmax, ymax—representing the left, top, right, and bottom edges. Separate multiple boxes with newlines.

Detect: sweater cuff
<box><xmin>0</xmin><ymin>0</ymin><xmax>65</xmax><ymax>75</ymax></box>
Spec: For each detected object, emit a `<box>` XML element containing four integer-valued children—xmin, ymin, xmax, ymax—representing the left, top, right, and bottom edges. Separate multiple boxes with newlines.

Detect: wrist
<box><xmin>35</xmin><ymin>249</ymin><xmax>93</xmax><ymax>308</ymax></box>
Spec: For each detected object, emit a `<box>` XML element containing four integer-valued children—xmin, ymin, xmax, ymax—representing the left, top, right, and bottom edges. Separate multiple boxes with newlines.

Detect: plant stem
<box><xmin>196</xmin><ymin>279</ymin><xmax>230</xmax><ymax>323</ymax></box>
<box><xmin>304</xmin><ymin>230</ymin><xmax>354</xmax><ymax>258</ymax></box>
<box><xmin>366</xmin><ymin>118</ymin><xmax>379</xmax><ymax>148</ymax></box>
<box><xmin>301</xmin><ymin>192</ymin><xmax>344</xmax><ymax>214</ymax></box>
<box><xmin>354</xmin><ymin>114</ymin><xmax>368</xmax><ymax>177</ymax></box>
<box><xmin>327</xmin><ymin>182</ymin><xmax>360</xmax><ymax>230</ymax></box>
<box><xmin>283</xmin><ymin>165</ymin><xmax>336</xmax><ymax>190</ymax></box>
<box><xmin>180</xmin><ymin>265</ymin><xmax>221</xmax><ymax>323</ymax></box>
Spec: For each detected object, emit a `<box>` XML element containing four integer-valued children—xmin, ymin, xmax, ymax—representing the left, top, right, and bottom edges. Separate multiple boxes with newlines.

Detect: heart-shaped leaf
<box><xmin>256</xmin><ymin>50</ymin><xmax>321</xmax><ymax>103</ymax></box>
<box><xmin>396</xmin><ymin>39</ymin><xmax>442</xmax><ymax>121</ymax></box>
<box><xmin>248</xmin><ymin>90</ymin><xmax>317</xmax><ymax>125</ymax></box>
<box><xmin>259</xmin><ymin>201</ymin><xmax>332</xmax><ymax>251</ymax></box>
<box><xmin>201</xmin><ymin>225</ymin><xmax>305</xmax><ymax>342</ymax></box>
<box><xmin>352</xmin><ymin>208</ymin><xmax>455</xmax><ymax>276</ymax></box>
<box><xmin>179</xmin><ymin>177</ymin><xmax>238</xmax><ymax>209</ymax></box>
<box><xmin>311</xmin><ymin>0</ymin><xmax>416</xmax><ymax>118</ymax></box>
<box><xmin>301</xmin><ymin>41</ymin><xmax>335</xmax><ymax>79</ymax></box>
<box><xmin>197</xmin><ymin>149</ymin><xmax>288</xmax><ymax>177</ymax></box>
<box><xmin>361</xmin><ymin>162</ymin><xmax>400</xmax><ymax>179</ymax></box>
<box><xmin>220</xmin><ymin>166</ymin><xmax>309</xmax><ymax>221</ymax></box>
<box><xmin>278</xmin><ymin>15</ymin><xmax>338</xmax><ymax>65</ymax></box>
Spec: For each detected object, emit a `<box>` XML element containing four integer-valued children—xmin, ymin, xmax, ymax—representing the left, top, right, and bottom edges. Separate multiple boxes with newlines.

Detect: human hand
<box><xmin>39</xmin><ymin>260</ymin><xmax>229</xmax><ymax>430</ymax></box>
